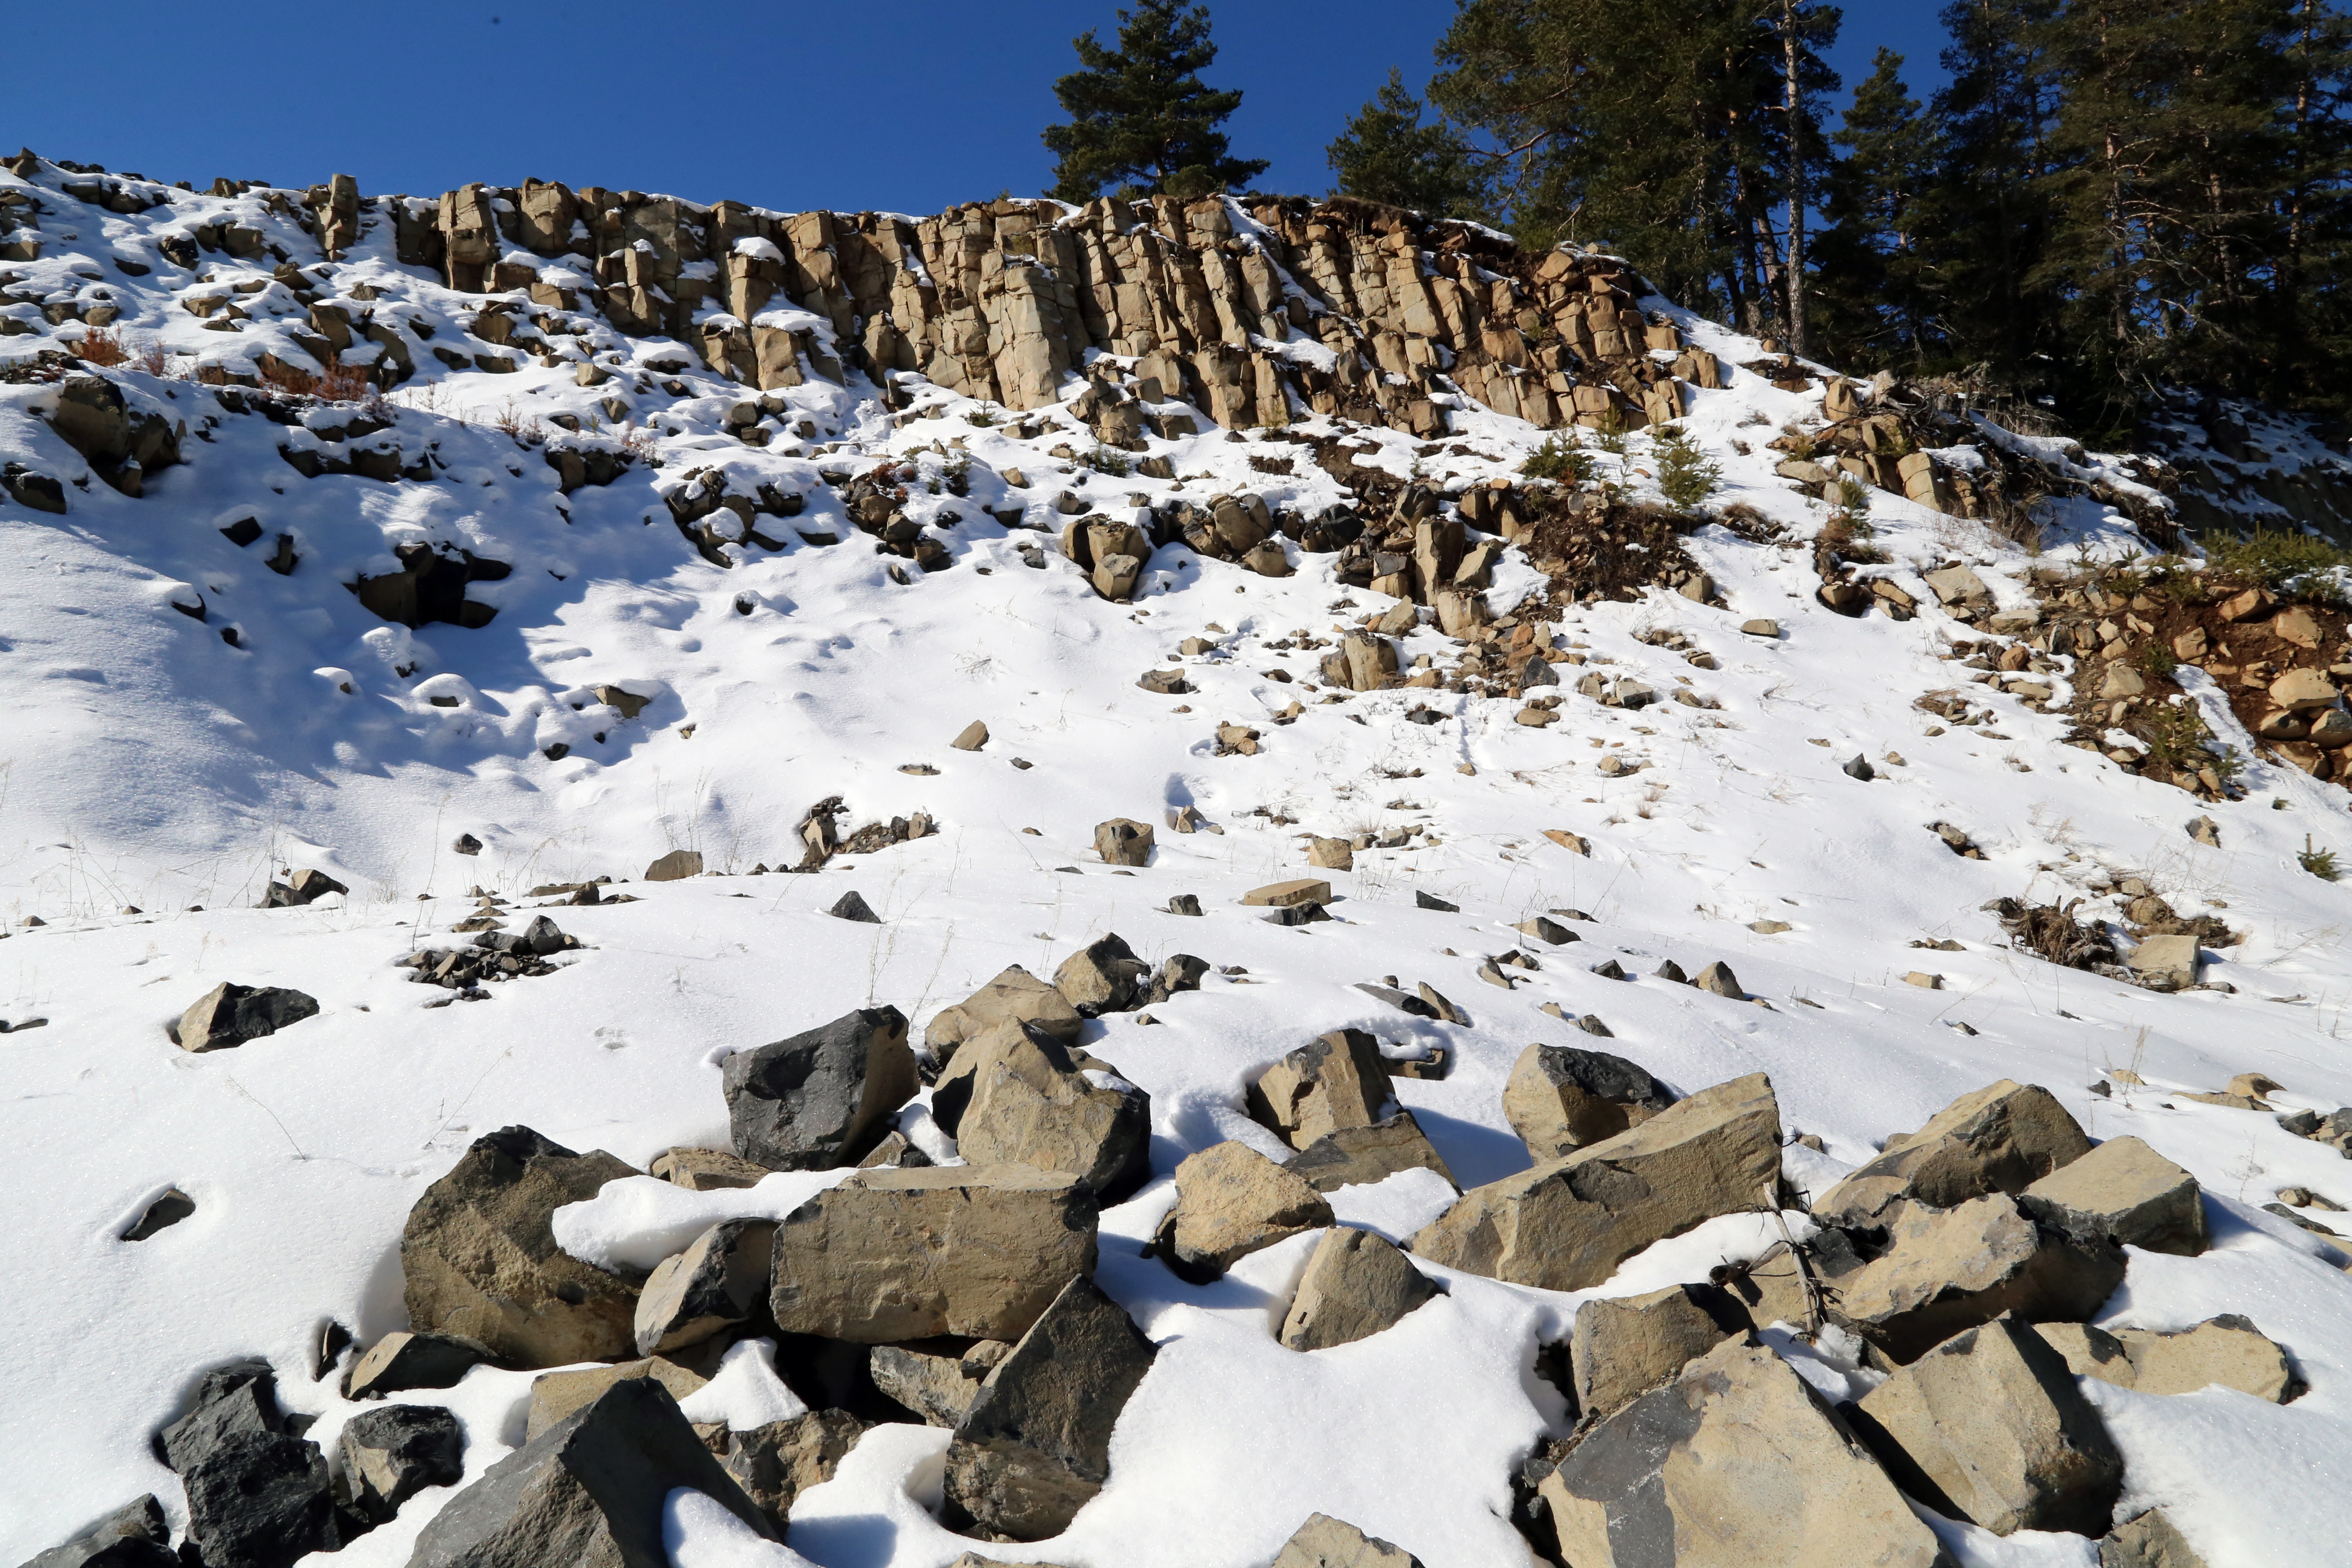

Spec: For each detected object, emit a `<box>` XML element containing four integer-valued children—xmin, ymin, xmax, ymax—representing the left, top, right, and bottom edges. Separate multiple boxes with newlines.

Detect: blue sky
<box><xmin>6</xmin><ymin>1</ymin><xmax>1955</xmax><ymax>214</ymax></box>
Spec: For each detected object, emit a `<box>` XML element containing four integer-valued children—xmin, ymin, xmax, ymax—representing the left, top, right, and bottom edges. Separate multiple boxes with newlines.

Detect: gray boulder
<box><xmin>181</xmin><ymin>1433</ymin><xmax>352</xmax><ymax>1568</ymax></box>
<box><xmin>828</xmin><ymin>890</ymin><xmax>881</xmax><ymax>923</ymax></box>
<box><xmin>723</xmin><ymin>1006</ymin><xmax>916</xmax><ymax>1170</ymax></box>
<box><xmin>409</xmin><ymin>1379</ymin><xmax>774</xmax><ymax>1568</ymax></box>
<box><xmin>332</xmin><ymin>1404</ymin><xmax>464</xmax><ymax>1523</ymax></box>
<box><xmin>1814</xmin><ymin>1079</ymin><xmax>2091</xmax><ymax>1231</ymax></box>
<box><xmin>643</xmin><ymin>849</ymin><xmax>704</xmax><ymax>881</ymax></box>
<box><xmin>174</xmin><ymin>983</ymin><xmax>319</xmax><ymax>1053</ymax></box>
<box><xmin>22</xmin><ymin>1496</ymin><xmax>175</xmax><ymax>1568</ymax></box>
<box><xmin>400</xmin><ymin>1126</ymin><xmax>643</xmax><ymax>1368</ymax></box>
<box><xmin>159</xmin><ymin>1359</ymin><xmax>279</xmax><ymax>1472</ymax></box>
<box><xmin>2021</xmin><ymin>1135</ymin><xmax>2208</xmax><ymax>1257</ymax></box>
<box><xmin>943</xmin><ymin>1277</ymin><xmax>1158</xmax><ymax>1541</ymax></box>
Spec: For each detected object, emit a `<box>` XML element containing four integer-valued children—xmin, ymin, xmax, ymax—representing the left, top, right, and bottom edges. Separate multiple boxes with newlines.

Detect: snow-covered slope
<box><xmin>5</xmin><ymin>155</ymin><xmax>2352</xmax><ymax>1568</ymax></box>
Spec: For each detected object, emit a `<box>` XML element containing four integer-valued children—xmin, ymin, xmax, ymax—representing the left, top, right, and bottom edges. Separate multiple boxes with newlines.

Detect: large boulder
<box><xmin>181</xmin><ymin>1433</ymin><xmax>352</xmax><ymax>1568</ymax></box>
<box><xmin>1853</xmin><ymin>1314</ymin><xmax>2122</xmax><ymax>1536</ymax></box>
<box><xmin>331</xmin><ymin>1404</ymin><xmax>464</xmax><ymax>1524</ymax></box>
<box><xmin>1155</xmin><ymin>1141</ymin><xmax>1334</xmax><ymax>1282</ymax></box>
<box><xmin>400</xmin><ymin>1126</ymin><xmax>643</xmax><ymax>1368</ymax></box>
<box><xmin>1501</xmin><ymin>1043</ymin><xmax>1678</xmax><ymax>1159</ymax></box>
<box><xmin>1248</xmin><ymin>1029</ymin><xmax>1396</xmax><ymax>1150</ymax></box>
<box><xmin>2039</xmin><ymin>1316</ymin><xmax>2299</xmax><ymax>1403</ymax></box>
<box><xmin>1537</xmin><ymin>1336</ymin><xmax>1947</xmax><ymax>1568</ymax></box>
<box><xmin>1051</xmin><ymin>931</ymin><xmax>1153</xmax><ymax>1015</ymax></box>
<box><xmin>633</xmin><ymin>1219</ymin><xmax>776</xmax><ymax>1356</ymax></box>
<box><xmin>1825</xmin><ymin>1194</ymin><xmax>2126</xmax><ymax>1364</ymax></box>
<box><xmin>524</xmin><ymin>1357</ymin><xmax>710</xmax><ymax>1441</ymax></box>
<box><xmin>21</xmin><ymin>1495</ymin><xmax>175</xmax><ymax>1568</ymax></box>
<box><xmin>943</xmin><ymin>1277</ymin><xmax>1158</xmax><ymax>1541</ymax></box>
<box><xmin>409</xmin><ymin>1379</ymin><xmax>773</xmax><ymax>1568</ymax></box>
<box><xmin>2020</xmin><ymin>1135</ymin><xmax>2208</xmax><ymax>1257</ymax></box>
<box><xmin>939</xmin><ymin>1022</ymin><xmax>1151</xmax><ymax>1199</ymax></box>
<box><xmin>723</xmin><ymin>1006</ymin><xmax>916</xmax><ymax>1170</ymax></box>
<box><xmin>1279</xmin><ymin>1227</ymin><xmax>1439</xmax><ymax>1351</ymax></box>
<box><xmin>1813</xmin><ymin>1080</ymin><xmax>2091</xmax><ymax>1231</ymax></box>
<box><xmin>1282</xmin><ymin>1111</ymin><xmax>1457</xmax><ymax>1193</ymax></box>
<box><xmin>922</xmin><ymin>965</ymin><xmax>1082</xmax><ymax>1064</ymax></box>
<box><xmin>174</xmin><ymin>983</ymin><xmax>319</xmax><ymax>1053</ymax></box>
<box><xmin>768</xmin><ymin>1164</ymin><xmax>1098</xmax><ymax>1343</ymax></box>
<box><xmin>1412</xmin><ymin>1074</ymin><xmax>1783</xmax><ymax>1291</ymax></box>
<box><xmin>1269</xmin><ymin>1514</ymin><xmax>1424</xmax><ymax>1567</ymax></box>
<box><xmin>159</xmin><ymin>1359</ymin><xmax>280</xmax><ymax>1473</ymax></box>
<box><xmin>1567</xmin><ymin>1283</ymin><xmax>1748</xmax><ymax>1423</ymax></box>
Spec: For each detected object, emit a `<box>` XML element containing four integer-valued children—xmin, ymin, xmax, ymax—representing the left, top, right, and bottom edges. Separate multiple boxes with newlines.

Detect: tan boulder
<box><xmin>1539</xmin><ymin>1336</ymin><xmax>1947</xmax><ymax>1568</ymax></box>
<box><xmin>1308</xmin><ymin>836</ymin><xmax>1355</xmax><ymax>871</ymax></box>
<box><xmin>1826</xmin><ymin>1194</ymin><xmax>2125</xmax><ymax>1363</ymax></box>
<box><xmin>633</xmin><ymin>1219</ymin><xmax>775</xmax><ymax>1356</ymax></box>
<box><xmin>1568</xmin><ymin>1283</ymin><xmax>1747</xmax><ymax>1422</ymax></box>
<box><xmin>943</xmin><ymin>1021</ymin><xmax>1152</xmax><ymax>1199</ymax></box>
<box><xmin>870</xmin><ymin>1339</ymin><xmax>1011</xmax><ymax>1426</ymax></box>
<box><xmin>724</xmin><ymin>1411</ymin><xmax>870</xmax><ymax>1533</ymax></box>
<box><xmin>2021</xmin><ymin>1135</ymin><xmax>2207</xmax><ymax>1256</ymax></box>
<box><xmin>524</xmin><ymin>1354</ymin><xmax>709</xmax><ymax>1440</ymax></box>
<box><xmin>950</xmin><ymin>720</ymin><xmax>989</xmax><ymax>751</ymax></box>
<box><xmin>767</xmin><ymin>1164</ymin><xmax>1098</xmax><ymax>1343</ymax></box>
<box><xmin>923</xmin><ymin>964</ymin><xmax>1081</xmax><ymax>1060</ymax></box>
<box><xmin>2101</xmin><ymin>1509</ymin><xmax>2210</xmax><ymax>1568</ymax></box>
<box><xmin>1248</xmin><ymin>1029</ymin><xmax>1396</xmax><ymax>1150</ymax></box>
<box><xmin>1269</xmin><ymin>1514</ymin><xmax>1424</xmax><ymax>1568</ymax></box>
<box><xmin>400</xmin><ymin>1126</ymin><xmax>643</xmax><ymax>1369</ymax></box>
<box><xmin>1282</xmin><ymin>1111</ymin><xmax>1457</xmax><ymax>1192</ymax></box>
<box><xmin>2270</xmin><ymin>666</ymin><xmax>2340</xmax><ymax>710</ymax></box>
<box><xmin>1854</xmin><ymin>1314</ymin><xmax>2122</xmax><ymax>1535</ymax></box>
<box><xmin>1813</xmin><ymin>1079</ymin><xmax>2092</xmax><ymax>1230</ymax></box>
<box><xmin>1156</xmin><ymin>1140</ymin><xmax>1334</xmax><ymax>1281</ymax></box>
<box><xmin>1411</xmin><ymin>1074</ymin><xmax>1782</xmax><ymax>1291</ymax></box>
<box><xmin>2125</xmin><ymin>933</ymin><xmax>2202</xmax><ymax>989</ymax></box>
<box><xmin>1093</xmin><ymin>818</ymin><xmax>1154</xmax><ymax>866</ymax></box>
<box><xmin>1243</xmin><ymin>878</ymin><xmax>1331</xmax><ymax>907</ymax></box>
<box><xmin>1279</xmin><ymin>1227</ymin><xmax>1440</xmax><ymax>1351</ymax></box>
<box><xmin>649</xmin><ymin>1147</ymin><xmax>772</xmax><ymax>1191</ymax></box>
<box><xmin>2120</xmin><ymin>1316</ymin><xmax>2298</xmax><ymax>1401</ymax></box>
<box><xmin>1501</xmin><ymin>1043</ymin><xmax>1678</xmax><ymax>1159</ymax></box>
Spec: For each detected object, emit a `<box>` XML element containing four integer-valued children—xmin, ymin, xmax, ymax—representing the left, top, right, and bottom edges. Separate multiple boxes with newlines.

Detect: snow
<box><xmin>1</xmin><ymin>161</ymin><xmax>2349</xmax><ymax>1568</ymax></box>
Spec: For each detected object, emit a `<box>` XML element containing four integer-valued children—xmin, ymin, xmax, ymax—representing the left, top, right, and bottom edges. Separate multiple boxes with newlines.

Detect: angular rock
<box><xmin>1516</xmin><ymin>916</ymin><xmax>1576</xmax><ymax>945</ymax></box>
<box><xmin>174</xmin><ymin>982</ymin><xmax>319</xmax><ymax>1052</ymax></box>
<box><xmin>723</xmin><ymin>1005</ymin><xmax>916</xmax><ymax>1170</ymax></box>
<box><xmin>332</xmin><ymin>1403</ymin><xmax>464</xmax><ymax>1523</ymax></box>
<box><xmin>942</xmin><ymin>1277</ymin><xmax>1158</xmax><ymax>1541</ymax></box>
<box><xmin>768</xmin><ymin>1164</ymin><xmax>1097</xmax><ymax>1343</ymax></box>
<box><xmin>870</xmin><ymin>1339</ymin><xmax>1009</xmax><ymax>1426</ymax></box>
<box><xmin>1813</xmin><ymin>1079</ymin><xmax>2092</xmax><ymax>1231</ymax></box>
<box><xmin>1269</xmin><ymin>1514</ymin><xmax>1424</xmax><ymax>1568</ymax></box>
<box><xmin>942</xmin><ymin>1022</ymin><xmax>1152</xmax><ymax>1199</ymax></box>
<box><xmin>121</xmin><ymin>1188</ymin><xmax>194</xmax><ymax>1240</ymax></box>
<box><xmin>21</xmin><ymin>1495</ymin><xmax>175</xmax><ymax>1568</ymax></box>
<box><xmin>950</xmin><ymin>720</ymin><xmax>989</xmax><ymax>751</ymax></box>
<box><xmin>827</xmin><ymin>890</ymin><xmax>881</xmax><ymax>923</ymax></box>
<box><xmin>1283</xmin><ymin>1111</ymin><xmax>1457</xmax><ymax>1192</ymax></box>
<box><xmin>644</xmin><ymin>848</ymin><xmax>704</xmax><ymax>881</ymax></box>
<box><xmin>410</xmin><ymin>1379</ymin><xmax>773</xmax><ymax>1568</ymax></box>
<box><xmin>2126</xmin><ymin>934</ymin><xmax>2201</xmax><ymax>989</ymax></box>
<box><xmin>1826</xmin><ymin>1194</ymin><xmax>2126</xmax><ymax>1364</ymax></box>
<box><xmin>923</xmin><ymin>964</ymin><xmax>1082</xmax><ymax>1062</ymax></box>
<box><xmin>401</xmin><ymin>1126</ymin><xmax>643</xmax><ymax>1368</ymax></box>
<box><xmin>1692</xmin><ymin>959</ymin><xmax>1743</xmax><ymax>998</ymax></box>
<box><xmin>2031</xmin><ymin>1321</ymin><xmax>2139</xmax><ymax>1387</ymax></box>
<box><xmin>1243</xmin><ymin>879</ymin><xmax>1331</xmax><ymax>907</ymax></box>
<box><xmin>1414</xmin><ymin>891</ymin><xmax>1458</xmax><ymax>912</ymax></box>
<box><xmin>1568</xmin><ymin>1283</ymin><xmax>1748</xmax><ymax>1422</ymax></box>
<box><xmin>1093</xmin><ymin>818</ymin><xmax>1154</xmax><ymax>867</ymax></box>
<box><xmin>343</xmin><ymin>1330</ymin><xmax>493</xmax><ymax>1400</ymax></box>
<box><xmin>1501</xmin><ymin>1043</ymin><xmax>1678</xmax><ymax>1160</ymax></box>
<box><xmin>1538</xmin><ymin>1336</ymin><xmax>1946</xmax><ymax>1568</ymax></box>
<box><xmin>181</xmin><ymin>1433</ymin><xmax>351</xmax><ymax>1568</ymax></box>
<box><xmin>634</xmin><ymin>1219</ymin><xmax>777</xmax><ymax>1356</ymax></box>
<box><xmin>159</xmin><ymin>1359</ymin><xmax>281</xmax><ymax>1473</ymax></box>
<box><xmin>1853</xmin><ymin>1314</ymin><xmax>2122</xmax><ymax>1535</ymax></box>
<box><xmin>1156</xmin><ymin>1140</ymin><xmax>1334</xmax><ymax>1281</ymax></box>
<box><xmin>649</xmin><ymin>1146</ymin><xmax>773</xmax><ymax>1191</ymax></box>
<box><xmin>1412</xmin><ymin>1074</ymin><xmax>1782</xmax><ymax>1292</ymax></box>
<box><xmin>1279</xmin><ymin>1227</ymin><xmax>1439</xmax><ymax>1351</ymax></box>
<box><xmin>1248</xmin><ymin>1029</ymin><xmax>1395</xmax><ymax>1150</ymax></box>
<box><xmin>1051</xmin><ymin>931</ymin><xmax>1152</xmax><ymax>1014</ymax></box>
<box><xmin>2021</xmin><ymin>1135</ymin><xmax>2207</xmax><ymax>1257</ymax></box>
<box><xmin>1141</xmin><ymin>952</ymin><xmax>1210</xmax><ymax>1005</ymax></box>
<box><xmin>722</xmin><ymin>1410</ymin><xmax>869</xmax><ymax>1531</ymax></box>
<box><xmin>524</xmin><ymin>1355</ymin><xmax>710</xmax><ymax>1441</ymax></box>
<box><xmin>2118</xmin><ymin>1315</ymin><xmax>2297</xmax><ymax>1401</ymax></box>
<box><xmin>2101</xmin><ymin>1510</ymin><xmax>2209</xmax><ymax>1568</ymax></box>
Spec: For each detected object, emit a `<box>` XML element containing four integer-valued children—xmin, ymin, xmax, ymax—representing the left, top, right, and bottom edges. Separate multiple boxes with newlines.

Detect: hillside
<box><xmin>5</xmin><ymin>151</ymin><xmax>2352</xmax><ymax>1568</ymax></box>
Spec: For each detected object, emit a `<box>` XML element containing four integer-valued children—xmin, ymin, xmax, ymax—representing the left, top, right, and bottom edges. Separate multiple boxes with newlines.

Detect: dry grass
<box><xmin>74</xmin><ymin>327</ymin><xmax>129</xmax><ymax>367</ymax></box>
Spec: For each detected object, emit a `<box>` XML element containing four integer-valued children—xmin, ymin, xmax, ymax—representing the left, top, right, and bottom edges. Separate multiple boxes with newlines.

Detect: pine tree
<box><xmin>1326</xmin><ymin>68</ymin><xmax>1494</xmax><ymax>220</ymax></box>
<box><xmin>1042</xmin><ymin>2</ymin><xmax>1269</xmax><ymax>203</ymax></box>
<box><xmin>1813</xmin><ymin>49</ymin><xmax>1939</xmax><ymax>370</ymax></box>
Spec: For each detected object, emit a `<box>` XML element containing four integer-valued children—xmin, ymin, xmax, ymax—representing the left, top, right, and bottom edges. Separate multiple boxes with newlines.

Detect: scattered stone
<box><xmin>400</xmin><ymin>1126</ymin><xmax>643</xmax><ymax>1368</ymax></box>
<box><xmin>1248</xmin><ymin>1029</ymin><xmax>1396</xmax><ymax>1149</ymax></box>
<box><xmin>1567</xmin><ymin>1283</ymin><xmax>1748</xmax><ymax>1423</ymax></box>
<box><xmin>1501</xmin><ymin>1043</ymin><xmax>1678</xmax><ymax>1160</ymax></box>
<box><xmin>1413</xmin><ymin>1073</ymin><xmax>1782</xmax><ymax>1291</ymax></box>
<box><xmin>828</xmin><ymin>890</ymin><xmax>882</xmax><ymax>923</ymax></box>
<box><xmin>768</xmin><ymin>1164</ymin><xmax>1098</xmax><ymax>1343</ymax></box>
<box><xmin>649</xmin><ymin>1147</ymin><xmax>773</xmax><ymax>1191</ymax></box>
<box><xmin>1542</xmin><ymin>829</ymin><xmax>1592</xmax><ymax>855</ymax></box>
<box><xmin>1692</xmin><ymin>959</ymin><xmax>1744</xmax><ymax>998</ymax></box>
<box><xmin>723</xmin><ymin>1005</ymin><xmax>916</xmax><ymax>1170</ymax></box>
<box><xmin>943</xmin><ymin>1021</ymin><xmax>1151</xmax><ymax>1199</ymax></box>
<box><xmin>174</xmin><ymin>982</ymin><xmax>320</xmax><ymax>1053</ymax></box>
<box><xmin>409</xmin><ymin>1379</ymin><xmax>773</xmax><ymax>1566</ymax></box>
<box><xmin>924</xmin><ymin>964</ymin><xmax>1082</xmax><ymax>1062</ymax></box>
<box><xmin>1538</xmin><ymin>1336</ymin><xmax>1946</xmax><ymax>1568</ymax></box>
<box><xmin>453</xmin><ymin>833</ymin><xmax>484</xmax><ymax>857</ymax></box>
<box><xmin>634</xmin><ymin>1219</ymin><xmax>776</xmax><ymax>1356</ymax></box>
<box><xmin>1243</xmin><ymin>878</ymin><xmax>1332</xmax><ymax>907</ymax></box>
<box><xmin>1414</xmin><ymin>891</ymin><xmax>1459</xmax><ymax>912</ymax></box>
<box><xmin>2126</xmin><ymin>934</ymin><xmax>2202</xmax><ymax>990</ymax></box>
<box><xmin>121</xmin><ymin>1188</ymin><xmax>195</xmax><ymax>1240</ymax></box>
<box><xmin>1853</xmin><ymin>1314</ymin><xmax>2122</xmax><ymax>1536</ymax></box>
<box><xmin>950</xmin><ymin>721</ymin><xmax>989</xmax><ymax>751</ymax></box>
<box><xmin>2021</xmin><ymin>1135</ymin><xmax>2208</xmax><ymax>1257</ymax></box>
<box><xmin>1155</xmin><ymin>1140</ymin><xmax>1334</xmax><ymax>1281</ymax></box>
<box><xmin>2113</xmin><ymin>1316</ymin><xmax>2298</xmax><ymax>1402</ymax></box>
<box><xmin>2187</xmin><ymin>816</ymin><xmax>2221</xmax><ymax>848</ymax></box>
<box><xmin>1052</xmin><ymin>931</ymin><xmax>1154</xmax><ymax>1014</ymax></box>
<box><xmin>643</xmin><ymin>848</ymin><xmax>704</xmax><ymax>881</ymax></box>
<box><xmin>723</xmin><ymin>1411</ymin><xmax>869</xmax><ymax>1531</ymax></box>
<box><xmin>262</xmin><ymin>868</ymin><xmax>349</xmax><ymax>908</ymax></box>
<box><xmin>1515</xmin><ymin>916</ymin><xmax>1577</xmax><ymax>945</ymax></box>
<box><xmin>1283</xmin><ymin>1111</ymin><xmax>1458</xmax><ymax>1192</ymax></box>
<box><xmin>1825</xmin><ymin>1194</ymin><xmax>2126</xmax><ymax>1364</ymax></box>
<box><xmin>1268</xmin><ymin>1514</ymin><xmax>1424</xmax><ymax>1568</ymax></box>
<box><xmin>1166</xmin><ymin>894</ymin><xmax>1204</xmax><ymax>916</ymax></box>
<box><xmin>942</xmin><ymin>1277</ymin><xmax>1158</xmax><ymax>1542</ymax></box>
<box><xmin>1265</xmin><ymin>901</ymin><xmax>1331</xmax><ymax>927</ymax></box>
<box><xmin>524</xmin><ymin>1355</ymin><xmax>710</xmax><ymax>1441</ymax></box>
<box><xmin>1814</xmin><ymin>1079</ymin><xmax>2092</xmax><ymax>1231</ymax></box>
<box><xmin>343</xmin><ymin>1331</ymin><xmax>493</xmax><ymax>1400</ymax></box>
<box><xmin>1843</xmin><ymin>753</ymin><xmax>1875</xmax><ymax>781</ymax></box>
<box><xmin>333</xmin><ymin>1404</ymin><xmax>464</xmax><ymax>1524</ymax></box>
<box><xmin>1740</xmin><ymin>618</ymin><xmax>1781</xmax><ymax>637</ymax></box>
<box><xmin>1094</xmin><ymin>818</ymin><xmax>1155</xmax><ymax>867</ymax></box>
<box><xmin>1308</xmin><ymin>836</ymin><xmax>1355</xmax><ymax>871</ymax></box>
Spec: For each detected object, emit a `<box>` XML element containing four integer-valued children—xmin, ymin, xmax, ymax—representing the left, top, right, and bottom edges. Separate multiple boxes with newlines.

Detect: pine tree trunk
<box><xmin>1783</xmin><ymin>0</ymin><xmax>1807</xmax><ymax>357</ymax></box>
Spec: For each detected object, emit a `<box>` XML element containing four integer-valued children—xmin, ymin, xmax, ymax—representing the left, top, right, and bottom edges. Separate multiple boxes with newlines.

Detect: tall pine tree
<box><xmin>1326</xmin><ymin>68</ymin><xmax>1495</xmax><ymax>220</ymax></box>
<box><xmin>1042</xmin><ymin>2</ymin><xmax>1269</xmax><ymax>202</ymax></box>
<box><xmin>1813</xmin><ymin>49</ymin><xmax>1939</xmax><ymax>369</ymax></box>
